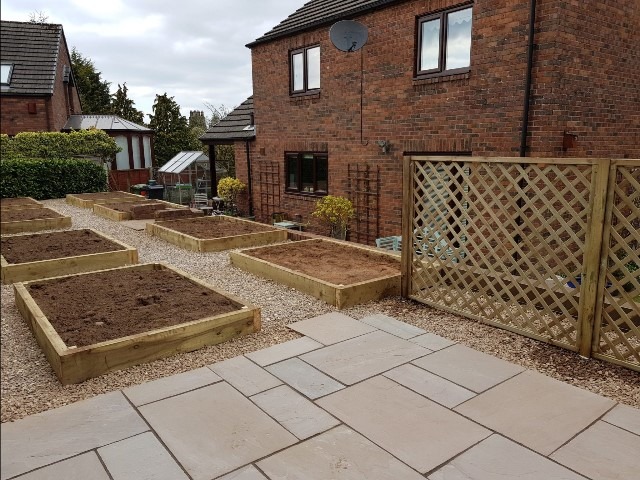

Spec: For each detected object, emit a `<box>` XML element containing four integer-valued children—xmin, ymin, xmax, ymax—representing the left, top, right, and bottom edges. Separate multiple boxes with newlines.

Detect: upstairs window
<box><xmin>286</xmin><ymin>152</ymin><xmax>328</xmax><ymax>195</ymax></box>
<box><xmin>290</xmin><ymin>45</ymin><xmax>320</xmax><ymax>94</ymax></box>
<box><xmin>417</xmin><ymin>5</ymin><xmax>473</xmax><ymax>77</ymax></box>
<box><xmin>1</xmin><ymin>64</ymin><xmax>13</xmax><ymax>85</ymax></box>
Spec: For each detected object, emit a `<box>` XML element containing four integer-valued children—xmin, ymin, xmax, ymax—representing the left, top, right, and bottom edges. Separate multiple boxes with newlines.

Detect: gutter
<box><xmin>520</xmin><ymin>0</ymin><xmax>537</xmax><ymax>157</ymax></box>
<box><xmin>245</xmin><ymin>140</ymin><xmax>254</xmax><ymax>217</ymax></box>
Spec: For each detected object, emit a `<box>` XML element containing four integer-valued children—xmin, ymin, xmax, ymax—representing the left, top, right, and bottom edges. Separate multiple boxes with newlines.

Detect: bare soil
<box><xmin>0</xmin><ymin>198</ymin><xmax>40</xmax><ymax>208</ymax></box>
<box><xmin>246</xmin><ymin>240</ymin><xmax>400</xmax><ymax>284</ymax></box>
<box><xmin>72</xmin><ymin>192</ymin><xmax>137</xmax><ymax>200</ymax></box>
<box><xmin>1</xmin><ymin>229</ymin><xmax>123</xmax><ymax>263</ymax></box>
<box><xmin>2</xmin><ymin>207</ymin><xmax>64</xmax><ymax>222</ymax></box>
<box><xmin>26</xmin><ymin>268</ymin><xmax>240</xmax><ymax>347</ymax></box>
<box><xmin>156</xmin><ymin>217</ymin><xmax>276</xmax><ymax>238</ymax></box>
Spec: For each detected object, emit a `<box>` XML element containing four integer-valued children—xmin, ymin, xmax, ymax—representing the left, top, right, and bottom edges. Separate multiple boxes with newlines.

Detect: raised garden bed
<box><xmin>230</xmin><ymin>238</ymin><xmax>401</xmax><ymax>308</ymax></box>
<box><xmin>14</xmin><ymin>263</ymin><xmax>260</xmax><ymax>384</ymax></box>
<box><xmin>66</xmin><ymin>191</ymin><xmax>145</xmax><ymax>209</ymax></box>
<box><xmin>0</xmin><ymin>197</ymin><xmax>43</xmax><ymax>210</ymax></box>
<box><xmin>1</xmin><ymin>207</ymin><xmax>71</xmax><ymax>234</ymax></box>
<box><xmin>1</xmin><ymin>229</ymin><xmax>138</xmax><ymax>284</ymax></box>
<box><xmin>93</xmin><ymin>200</ymin><xmax>187</xmax><ymax>221</ymax></box>
<box><xmin>147</xmin><ymin>216</ymin><xmax>288</xmax><ymax>252</ymax></box>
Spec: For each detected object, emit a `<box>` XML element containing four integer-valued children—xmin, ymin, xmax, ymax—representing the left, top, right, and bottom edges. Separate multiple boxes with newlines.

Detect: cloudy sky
<box><xmin>1</xmin><ymin>0</ymin><xmax>308</xmax><ymax>121</ymax></box>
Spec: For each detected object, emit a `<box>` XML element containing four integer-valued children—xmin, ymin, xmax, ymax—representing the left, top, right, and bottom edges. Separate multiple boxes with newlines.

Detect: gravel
<box><xmin>1</xmin><ymin>198</ymin><xmax>638</xmax><ymax>423</ymax></box>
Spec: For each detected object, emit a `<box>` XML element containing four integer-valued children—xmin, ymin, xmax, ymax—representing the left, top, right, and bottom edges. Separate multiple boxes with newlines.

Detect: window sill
<box><xmin>413</xmin><ymin>71</ymin><xmax>470</xmax><ymax>85</ymax></box>
<box><xmin>285</xmin><ymin>191</ymin><xmax>327</xmax><ymax>199</ymax></box>
<box><xmin>289</xmin><ymin>91</ymin><xmax>321</xmax><ymax>103</ymax></box>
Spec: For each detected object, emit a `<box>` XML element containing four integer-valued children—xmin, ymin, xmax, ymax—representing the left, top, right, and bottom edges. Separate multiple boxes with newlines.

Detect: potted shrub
<box><xmin>312</xmin><ymin>195</ymin><xmax>355</xmax><ymax>240</ymax></box>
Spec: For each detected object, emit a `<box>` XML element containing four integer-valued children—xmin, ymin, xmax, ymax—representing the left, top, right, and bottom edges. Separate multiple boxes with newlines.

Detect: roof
<box><xmin>159</xmin><ymin>151</ymin><xmax>209</xmax><ymax>174</ymax></box>
<box><xmin>247</xmin><ymin>0</ymin><xmax>400</xmax><ymax>47</ymax></box>
<box><xmin>199</xmin><ymin>96</ymin><xmax>255</xmax><ymax>143</ymax></box>
<box><xmin>62</xmin><ymin>115</ymin><xmax>153</xmax><ymax>132</ymax></box>
<box><xmin>0</xmin><ymin>20</ymin><xmax>67</xmax><ymax>95</ymax></box>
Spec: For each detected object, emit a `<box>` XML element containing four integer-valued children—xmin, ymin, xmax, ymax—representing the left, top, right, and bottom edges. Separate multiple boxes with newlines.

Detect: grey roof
<box><xmin>159</xmin><ymin>151</ymin><xmax>209</xmax><ymax>174</ymax></box>
<box><xmin>248</xmin><ymin>0</ymin><xmax>400</xmax><ymax>47</ymax></box>
<box><xmin>199</xmin><ymin>96</ymin><xmax>255</xmax><ymax>143</ymax></box>
<box><xmin>0</xmin><ymin>20</ymin><xmax>64</xmax><ymax>95</ymax></box>
<box><xmin>62</xmin><ymin>115</ymin><xmax>153</xmax><ymax>132</ymax></box>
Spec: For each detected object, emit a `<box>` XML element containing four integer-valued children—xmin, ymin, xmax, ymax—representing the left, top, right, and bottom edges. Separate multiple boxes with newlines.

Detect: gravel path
<box><xmin>1</xmin><ymin>198</ymin><xmax>638</xmax><ymax>423</ymax></box>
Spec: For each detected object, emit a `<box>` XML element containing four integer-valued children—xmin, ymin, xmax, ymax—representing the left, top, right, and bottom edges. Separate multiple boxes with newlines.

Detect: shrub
<box><xmin>312</xmin><ymin>195</ymin><xmax>355</xmax><ymax>239</ymax></box>
<box><xmin>217</xmin><ymin>177</ymin><xmax>246</xmax><ymax>214</ymax></box>
<box><xmin>0</xmin><ymin>158</ymin><xmax>107</xmax><ymax>199</ymax></box>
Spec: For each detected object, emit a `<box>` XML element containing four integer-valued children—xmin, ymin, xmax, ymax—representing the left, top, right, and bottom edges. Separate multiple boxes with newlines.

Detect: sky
<box><xmin>0</xmin><ymin>0</ymin><xmax>308</xmax><ymax>121</ymax></box>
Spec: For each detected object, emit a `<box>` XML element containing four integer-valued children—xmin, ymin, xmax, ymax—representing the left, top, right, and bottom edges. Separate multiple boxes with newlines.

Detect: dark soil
<box><xmin>27</xmin><ymin>268</ymin><xmax>241</xmax><ymax>347</ymax></box>
<box><xmin>246</xmin><ymin>240</ymin><xmax>400</xmax><ymax>284</ymax></box>
<box><xmin>72</xmin><ymin>192</ymin><xmax>136</xmax><ymax>199</ymax></box>
<box><xmin>156</xmin><ymin>217</ymin><xmax>276</xmax><ymax>238</ymax></box>
<box><xmin>2</xmin><ymin>208</ymin><xmax>64</xmax><ymax>222</ymax></box>
<box><xmin>0</xmin><ymin>198</ymin><xmax>40</xmax><ymax>207</ymax></box>
<box><xmin>1</xmin><ymin>229</ymin><xmax>123</xmax><ymax>263</ymax></box>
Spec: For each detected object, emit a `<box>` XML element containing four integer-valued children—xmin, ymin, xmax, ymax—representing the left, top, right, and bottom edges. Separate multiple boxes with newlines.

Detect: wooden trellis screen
<box><xmin>257</xmin><ymin>162</ymin><xmax>281</xmax><ymax>224</ymax></box>
<box><xmin>346</xmin><ymin>163</ymin><xmax>380</xmax><ymax>245</ymax></box>
<box><xmin>401</xmin><ymin>156</ymin><xmax>639</xmax><ymax>371</ymax></box>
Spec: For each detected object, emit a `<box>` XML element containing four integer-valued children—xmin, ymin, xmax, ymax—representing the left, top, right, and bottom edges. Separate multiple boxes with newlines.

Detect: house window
<box><xmin>290</xmin><ymin>45</ymin><xmax>320</xmax><ymax>94</ymax></box>
<box><xmin>417</xmin><ymin>5</ymin><xmax>473</xmax><ymax>76</ymax></box>
<box><xmin>1</xmin><ymin>64</ymin><xmax>13</xmax><ymax>85</ymax></box>
<box><xmin>286</xmin><ymin>152</ymin><xmax>328</xmax><ymax>194</ymax></box>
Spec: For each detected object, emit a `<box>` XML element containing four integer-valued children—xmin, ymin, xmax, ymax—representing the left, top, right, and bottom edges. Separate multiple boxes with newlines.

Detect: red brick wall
<box><xmin>248</xmin><ymin>0</ymin><xmax>639</xmax><ymax>241</ymax></box>
<box><xmin>0</xmin><ymin>97</ymin><xmax>50</xmax><ymax>134</ymax></box>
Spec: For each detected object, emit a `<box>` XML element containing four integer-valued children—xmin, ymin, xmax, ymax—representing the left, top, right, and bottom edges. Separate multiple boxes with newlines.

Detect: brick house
<box><xmin>0</xmin><ymin>20</ymin><xmax>81</xmax><ymax>135</ymax></box>
<box><xmin>235</xmin><ymin>0</ymin><xmax>639</xmax><ymax>242</ymax></box>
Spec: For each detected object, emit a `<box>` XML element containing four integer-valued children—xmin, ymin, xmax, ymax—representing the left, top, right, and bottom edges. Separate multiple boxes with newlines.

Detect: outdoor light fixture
<box><xmin>563</xmin><ymin>131</ymin><xmax>578</xmax><ymax>151</ymax></box>
<box><xmin>376</xmin><ymin>139</ymin><xmax>391</xmax><ymax>154</ymax></box>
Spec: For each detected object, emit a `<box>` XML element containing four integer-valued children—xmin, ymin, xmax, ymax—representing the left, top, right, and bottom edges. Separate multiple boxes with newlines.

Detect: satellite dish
<box><xmin>329</xmin><ymin>20</ymin><xmax>368</xmax><ymax>52</ymax></box>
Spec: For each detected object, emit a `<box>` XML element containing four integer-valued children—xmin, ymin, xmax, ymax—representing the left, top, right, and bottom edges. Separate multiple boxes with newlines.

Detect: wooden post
<box><xmin>209</xmin><ymin>144</ymin><xmax>218</xmax><ymax>197</ymax></box>
<box><xmin>401</xmin><ymin>155</ymin><xmax>413</xmax><ymax>298</ymax></box>
<box><xmin>578</xmin><ymin>158</ymin><xmax>611</xmax><ymax>357</ymax></box>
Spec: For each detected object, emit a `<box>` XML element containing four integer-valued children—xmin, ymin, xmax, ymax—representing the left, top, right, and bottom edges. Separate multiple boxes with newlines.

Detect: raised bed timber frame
<box><xmin>0</xmin><ymin>197</ymin><xmax>44</xmax><ymax>210</ymax></box>
<box><xmin>93</xmin><ymin>200</ymin><xmax>186</xmax><ymax>221</ymax></box>
<box><xmin>1</xmin><ymin>229</ymin><xmax>138</xmax><ymax>284</ymax></box>
<box><xmin>147</xmin><ymin>216</ymin><xmax>289</xmax><ymax>252</ymax></box>
<box><xmin>14</xmin><ymin>263</ymin><xmax>261</xmax><ymax>384</ymax></box>
<box><xmin>1</xmin><ymin>208</ymin><xmax>72</xmax><ymax>234</ymax></box>
<box><xmin>66</xmin><ymin>191</ymin><xmax>145</xmax><ymax>209</ymax></box>
<box><xmin>230</xmin><ymin>238</ymin><xmax>401</xmax><ymax>309</ymax></box>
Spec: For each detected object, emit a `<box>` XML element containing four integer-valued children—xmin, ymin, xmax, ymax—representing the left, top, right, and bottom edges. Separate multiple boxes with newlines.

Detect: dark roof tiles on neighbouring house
<box><xmin>200</xmin><ymin>96</ymin><xmax>255</xmax><ymax>142</ymax></box>
<box><xmin>0</xmin><ymin>20</ymin><xmax>63</xmax><ymax>95</ymax></box>
<box><xmin>62</xmin><ymin>115</ymin><xmax>153</xmax><ymax>132</ymax></box>
<box><xmin>248</xmin><ymin>0</ymin><xmax>400</xmax><ymax>47</ymax></box>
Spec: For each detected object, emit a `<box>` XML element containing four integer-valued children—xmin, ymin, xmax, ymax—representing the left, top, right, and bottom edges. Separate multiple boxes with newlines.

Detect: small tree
<box><xmin>110</xmin><ymin>83</ymin><xmax>145</xmax><ymax>124</ymax></box>
<box><xmin>217</xmin><ymin>177</ymin><xmax>246</xmax><ymax>215</ymax></box>
<box><xmin>312</xmin><ymin>195</ymin><xmax>355</xmax><ymax>240</ymax></box>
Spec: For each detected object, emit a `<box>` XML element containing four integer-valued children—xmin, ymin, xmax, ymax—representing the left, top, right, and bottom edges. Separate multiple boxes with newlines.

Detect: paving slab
<box><xmin>359</xmin><ymin>313</ymin><xmax>426</xmax><ymax>339</ymax></box>
<box><xmin>139</xmin><ymin>382</ymin><xmax>296</xmax><ymax>480</ymax></box>
<box><xmin>456</xmin><ymin>370</ymin><xmax>615</xmax><ymax>455</ymax></box>
<box><xmin>428</xmin><ymin>434</ymin><xmax>585</xmax><ymax>480</ymax></box>
<box><xmin>287</xmin><ymin>312</ymin><xmax>376</xmax><ymax>345</ymax></box>
<box><xmin>0</xmin><ymin>391</ymin><xmax>148</xmax><ymax>480</ymax></box>
<box><xmin>412</xmin><ymin>344</ymin><xmax>525</xmax><ymax>392</ymax></box>
<box><xmin>251</xmin><ymin>385</ymin><xmax>340</xmax><ymax>439</ymax></box>
<box><xmin>209</xmin><ymin>355</ymin><xmax>281</xmax><ymax>396</ymax></box>
<box><xmin>98</xmin><ymin>432</ymin><xmax>189</xmax><ymax>480</ymax></box>
<box><xmin>409</xmin><ymin>332</ymin><xmax>456</xmax><ymax>351</ymax></box>
<box><xmin>551</xmin><ymin>421</ymin><xmax>640</xmax><ymax>480</ymax></box>
<box><xmin>257</xmin><ymin>425</ymin><xmax>425</xmax><ymax>480</ymax></box>
<box><xmin>245</xmin><ymin>337</ymin><xmax>323</xmax><ymax>366</ymax></box>
<box><xmin>383</xmin><ymin>363</ymin><xmax>476</xmax><ymax>408</ymax></box>
<box><xmin>217</xmin><ymin>465</ymin><xmax>268</xmax><ymax>479</ymax></box>
<box><xmin>12</xmin><ymin>452</ymin><xmax>110</xmax><ymax>480</ymax></box>
<box><xmin>301</xmin><ymin>330</ymin><xmax>430</xmax><ymax>385</ymax></box>
<box><xmin>317</xmin><ymin>376</ymin><xmax>490</xmax><ymax>474</ymax></box>
<box><xmin>265</xmin><ymin>358</ymin><xmax>345</xmax><ymax>399</ymax></box>
<box><xmin>123</xmin><ymin>367</ymin><xmax>222</xmax><ymax>406</ymax></box>
<box><xmin>602</xmin><ymin>403</ymin><xmax>640</xmax><ymax>436</ymax></box>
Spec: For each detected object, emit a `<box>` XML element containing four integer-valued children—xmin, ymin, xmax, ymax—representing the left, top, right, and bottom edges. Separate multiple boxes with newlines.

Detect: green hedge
<box><xmin>0</xmin><ymin>158</ymin><xmax>107</xmax><ymax>199</ymax></box>
<box><xmin>1</xmin><ymin>129</ymin><xmax>120</xmax><ymax>160</ymax></box>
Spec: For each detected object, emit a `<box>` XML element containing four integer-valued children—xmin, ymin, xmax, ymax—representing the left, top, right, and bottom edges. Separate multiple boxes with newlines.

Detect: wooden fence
<box><xmin>401</xmin><ymin>156</ymin><xmax>639</xmax><ymax>371</ymax></box>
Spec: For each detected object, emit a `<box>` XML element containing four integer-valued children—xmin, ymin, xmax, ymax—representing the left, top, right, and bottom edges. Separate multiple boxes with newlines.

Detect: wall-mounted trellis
<box><xmin>402</xmin><ymin>156</ymin><xmax>639</xmax><ymax>371</ymax></box>
<box><xmin>346</xmin><ymin>163</ymin><xmax>380</xmax><ymax>245</ymax></box>
<box><xmin>257</xmin><ymin>162</ymin><xmax>281</xmax><ymax>223</ymax></box>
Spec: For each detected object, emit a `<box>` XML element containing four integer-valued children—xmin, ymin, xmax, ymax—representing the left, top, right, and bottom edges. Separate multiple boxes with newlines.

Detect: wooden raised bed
<box><xmin>66</xmin><ymin>191</ymin><xmax>145</xmax><ymax>209</ymax></box>
<box><xmin>147</xmin><ymin>216</ymin><xmax>288</xmax><ymax>252</ymax></box>
<box><xmin>93</xmin><ymin>200</ymin><xmax>186</xmax><ymax>221</ymax></box>
<box><xmin>1</xmin><ymin>207</ymin><xmax>72</xmax><ymax>234</ymax></box>
<box><xmin>1</xmin><ymin>229</ymin><xmax>138</xmax><ymax>284</ymax></box>
<box><xmin>230</xmin><ymin>239</ymin><xmax>401</xmax><ymax>309</ymax></box>
<box><xmin>14</xmin><ymin>263</ymin><xmax>261</xmax><ymax>384</ymax></box>
<box><xmin>0</xmin><ymin>197</ymin><xmax>43</xmax><ymax>210</ymax></box>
